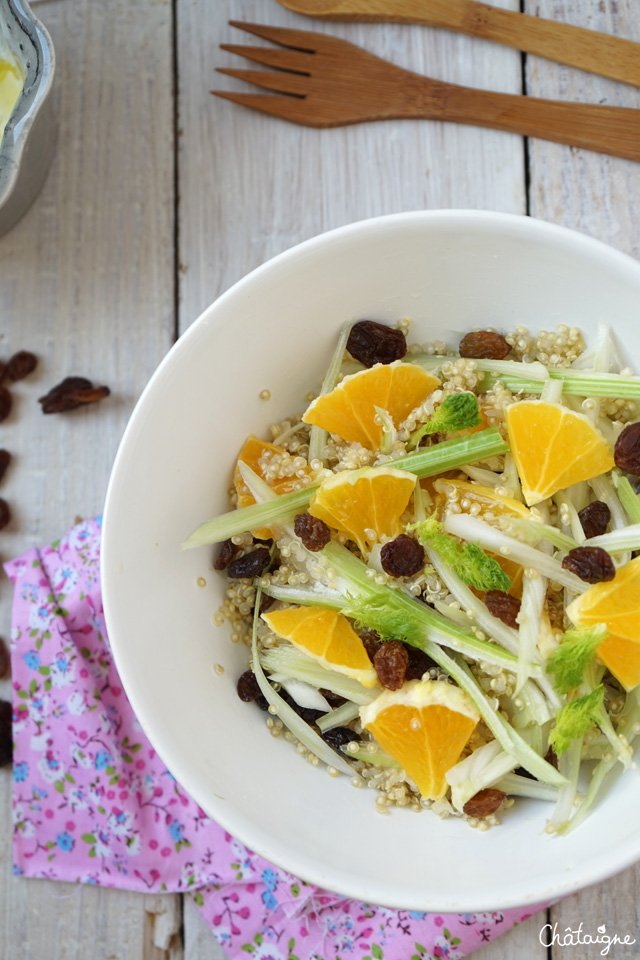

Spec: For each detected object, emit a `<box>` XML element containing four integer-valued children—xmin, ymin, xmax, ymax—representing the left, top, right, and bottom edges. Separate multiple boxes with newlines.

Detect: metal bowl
<box><xmin>0</xmin><ymin>0</ymin><xmax>55</xmax><ymax>237</ymax></box>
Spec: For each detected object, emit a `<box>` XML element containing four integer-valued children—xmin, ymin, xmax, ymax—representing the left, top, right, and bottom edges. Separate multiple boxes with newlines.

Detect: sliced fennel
<box><xmin>505</xmin><ymin>516</ymin><xmax>577</xmax><ymax>553</ymax></box>
<box><xmin>316</xmin><ymin>701</ymin><xmax>361</xmax><ymax>732</ymax></box>
<box><xmin>614</xmin><ymin>473</ymin><xmax>640</xmax><ymax>524</ymax></box>
<box><xmin>584</xmin><ymin>522</ymin><xmax>640</xmax><ymax>553</ymax></box>
<box><xmin>250</xmin><ymin>587</ymin><xmax>354</xmax><ymax>775</ymax></box>
<box><xmin>183</xmin><ymin>428</ymin><xmax>508</xmax><ymax>548</ymax></box>
<box><xmin>494</xmin><ymin>774</ymin><xmax>559</xmax><ymax>802</ymax></box>
<box><xmin>308</xmin><ymin>321</ymin><xmax>353</xmax><ymax>465</ymax></box>
<box><xmin>443</xmin><ymin>513</ymin><xmax>587</xmax><ymax>594</ymax></box>
<box><xmin>260</xmin><ymin>645</ymin><xmax>376</xmax><ymax>706</ymax></box>
<box><xmin>445</xmin><ymin>740</ymin><xmax>518</xmax><ymax>813</ymax></box>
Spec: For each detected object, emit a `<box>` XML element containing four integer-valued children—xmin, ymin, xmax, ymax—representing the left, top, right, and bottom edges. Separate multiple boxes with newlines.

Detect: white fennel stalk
<box><xmin>308</xmin><ymin>322</ymin><xmax>353</xmax><ymax>465</ymax></box>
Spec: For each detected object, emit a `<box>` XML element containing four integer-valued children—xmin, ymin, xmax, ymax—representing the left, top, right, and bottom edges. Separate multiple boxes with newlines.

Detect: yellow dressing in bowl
<box><xmin>0</xmin><ymin>57</ymin><xmax>24</xmax><ymax>140</ymax></box>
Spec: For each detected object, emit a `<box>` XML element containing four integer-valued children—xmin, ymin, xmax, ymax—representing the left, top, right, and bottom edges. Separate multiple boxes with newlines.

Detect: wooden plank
<box><xmin>524</xmin><ymin>1</ymin><xmax>640</xmax><ymax>956</ymax></box>
<box><xmin>176</xmin><ymin>0</ymin><xmax>527</xmax><ymax>329</ymax></box>
<box><xmin>177</xmin><ymin>1</ymin><xmax>526</xmax><ymax>957</ymax></box>
<box><xmin>475</xmin><ymin>911</ymin><xmax>549</xmax><ymax>960</ymax></box>
<box><xmin>0</xmin><ymin>0</ymin><xmax>176</xmax><ymax>956</ymax></box>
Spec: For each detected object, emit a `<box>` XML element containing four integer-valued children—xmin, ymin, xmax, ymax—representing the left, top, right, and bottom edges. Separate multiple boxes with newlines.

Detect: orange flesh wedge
<box><xmin>234</xmin><ymin>435</ymin><xmax>313</xmax><ymax>537</ymax></box>
<box><xmin>302</xmin><ymin>361</ymin><xmax>440</xmax><ymax>451</ymax></box>
<box><xmin>505</xmin><ymin>400</ymin><xmax>614</xmax><ymax>507</ymax></box>
<box><xmin>309</xmin><ymin>466</ymin><xmax>416</xmax><ymax>554</ymax></box>
<box><xmin>360</xmin><ymin>680</ymin><xmax>479</xmax><ymax>799</ymax></box>
<box><xmin>262</xmin><ymin>606</ymin><xmax>378</xmax><ymax>688</ymax></box>
<box><xmin>567</xmin><ymin>555</ymin><xmax>640</xmax><ymax>690</ymax></box>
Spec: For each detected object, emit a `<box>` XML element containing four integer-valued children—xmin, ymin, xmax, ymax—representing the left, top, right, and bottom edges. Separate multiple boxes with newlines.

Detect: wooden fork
<box><xmin>213</xmin><ymin>22</ymin><xmax>640</xmax><ymax>161</ymax></box>
<box><xmin>272</xmin><ymin>0</ymin><xmax>640</xmax><ymax>88</ymax></box>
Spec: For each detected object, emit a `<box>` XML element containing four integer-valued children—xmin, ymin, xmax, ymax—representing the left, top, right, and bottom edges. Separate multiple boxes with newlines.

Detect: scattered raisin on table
<box><xmin>39</xmin><ymin>376</ymin><xmax>111</xmax><ymax>414</ymax></box>
<box><xmin>578</xmin><ymin>500</ymin><xmax>611</xmax><ymax>539</ymax></box>
<box><xmin>294</xmin><ymin>512</ymin><xmax>331</xmax><ymax>551</ymax></box>
<box><xmin>462</xmin><ymin>788</ymin><xmax>506</xmax><ymax>818</ymax></box>
<box><xmin>614</xmin><ymin>422</ymin><xmax>640</xmax><ymax>476</ymax></box>
<box><xmin>5</xmin><ymin>350</ymin><xmax>37</xmax><ymax>382</ymax></box>
<box><xmin>0</xmin><ymin>385</ymin><xmax>12</xmax><ymax>422</ymax></box>
<box><xmin>405</xmin><ymin>644</ymin><xmax>437</xmax><ymax>680</ymax></box>
<box><xmin>213</xmin><ymin>538</ymin><xmax>240</xmax><ymax>570</ymax></box>
<box><xmin>485</xmin><ymin>590</ymin><xmax>521</xmax><ymax>629</ymax></box>
<box><xmin>373</xmin><ymin>640</ymin><xmax>409</xmax><ymax>690</ymax></box>
<box><xmin>360</xmin><ymin>629</ymin><xmax>383</xmax><ymax>663</ymax></box>
<box><xmin>0</xmin><ymin>636</ymin><xmax>9</xmax><ymax>678</ymax></box>
<box><xmin>562</xmin><ymin>546</ymin><xmax>615</xmax><ymax>583</ymax></box>
<box><xmin>321</xmin><ymin>726</ymin><xmax>360</xmax><ymax>750</ymax></box>
<box><xmin>0</xmin><ymin>497</ymin><xmax>10</xmax><ymax>530</ymax></box>
<box><xmin>0</xmin><ymin>699</ymin><xmax>12</xmax><ymax>767</ymax></box>
<box><xmin>380</xmin><ymin>534</ymin><xmax>425</xmax><ymax>578</ymax></box>
<box><xmin>236</xmin><ymin>670</ymin><xmax>268</xmax><ymax>710</ymax></box>
<box><xmin>0</xmin><ymin>448</ymin><xmax>10</xmax><ymax>483</ymax></box>
<box><xmin>459</xmin><ymin>331</ymin><xmax>510</xmax><ymax>360</ymax></box>
<box><xmin>227</xmin><ymin>547</ymin><xmax>271</xmax><ymax>579</ymax></box>
<box><xmin>346</xmin><ymin>319</ymin><xmax>407</xmax><ymax>368</ymax></box>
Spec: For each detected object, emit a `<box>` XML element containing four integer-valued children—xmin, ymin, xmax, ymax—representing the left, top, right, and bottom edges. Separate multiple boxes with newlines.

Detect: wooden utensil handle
<box><xmin>409</xmin><ymin>78</ymin><xmax>640</xmax><ymax>161</ymax></box>
<box><xmin>323</xmin><ymin>0</ymin><xmax>640</xmax><ymax>88</ymax></box>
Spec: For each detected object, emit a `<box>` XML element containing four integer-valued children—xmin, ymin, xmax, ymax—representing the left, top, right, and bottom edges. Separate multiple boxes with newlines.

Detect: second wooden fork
<box><xmin>213</xmin><ymin>22</ymin><xmax>640</xmax><ymax>162</ymax></box>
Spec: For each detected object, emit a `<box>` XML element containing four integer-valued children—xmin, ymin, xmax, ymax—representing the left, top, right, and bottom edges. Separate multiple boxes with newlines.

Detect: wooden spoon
<box><xmin>273</xmin><ymin>0</ymin><xmax>640</xmax><ymax>88</ymax></box>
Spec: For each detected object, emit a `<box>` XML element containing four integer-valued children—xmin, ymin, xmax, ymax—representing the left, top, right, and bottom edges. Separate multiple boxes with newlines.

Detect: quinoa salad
<box><xmin>184</xmin><ymin>319</ymin><xmax>640</xmax><ymax>833</ymax></box>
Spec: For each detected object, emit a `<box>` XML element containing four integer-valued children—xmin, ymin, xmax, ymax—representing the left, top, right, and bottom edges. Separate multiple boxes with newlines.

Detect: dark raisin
<box><xmin>321</xmin><ymin>726</ymin><xmax>360</xmax><ymax>750</ymax></box>
<box><xmin>0</xmin><ymin>360</ymin><xmax>5</xmax><ymax>382</ymax></box>
<box><xmin>294</xmin><ymin>512</ymin><xmax>331</xmax><ymax>551</ymax></box>
<box><xmin>614</xmin><ymin>422</ymin><xmax>640</xmax><ymax>476</ymax></box>
<box><xmin>258</xmin><ymin>592</ymin><xmax>275</xmax><ymax>614</ymax></box>
<box><xmin>237</xmin><ymin>669</ymin><xmax>262</xmax><ymax>702</ymax></box>
<box><xmin>0</xmin><ymin>636</ymin><xmax>9</xmax><ymax>678</ymax></box>
<box><xmin>373</xmin><ymin>640</ymin><xmax>409</xmax><ymax>690</ymax></box>
<box><xmin>39</xmin><ymin>377</ymin><xmax>111</xmax><ymax>414</ymax></box>
<box><xmin>459</xmin><ymin>331</ymin><xmax>511</xmax><ymax>360</ymax></box>
<box><xmin>360</xmin><ymin>629</ymin><xmax>382</xmax><ymax>663</ymax></box>
<box><xmin>0</xmin><ymin>498</ymin><xmax>10</xmax><ymax>530</ymax></box>
<box><xmin>253</xmin><ymin>536</ymin><xmax>274</xmax><ymax>546</ymax></box>
<box><xmin>319</xmin><ymin>688</ymin><xmax>346</xmax><ymax>707</ymax></box>
<box><xmin>545</xmin><ymin>745</ymin><xmax>559</xmax><ymax>770</ymax></box>
<box><xmin>278</xmin><ymin>688</ymin><xmax>325</xmax><ymax>724</ymax></box>
<box><xmin>214</xmin><ymin>538</ymin><xmax>240</xmax><ymax>570</ymax></box>
<box><xmin>485</xmin><ymin>590</ymin><xmax>521</xmax><ymax>629</ymax></box>
<box><xmin>0</xmin><ymin>448</ymin><xmax>10</xmax><ymax>483</ymax></box>
<box><xmin>404</xmin><ymin>644</ymin><xmax>437</xmax><ymax>680</ymax></box>
<box><xmin>5</xmin><ymin>350</ymin><xmax>37</xmax><ymax>381</ymax></box>
<box><xmin>514</xmin><ymin>766</ymin><xmax>536</xmax><ymax>781</ymax></box>
<box><xmin>227</xmin><ymin>547</ymin><xmax>271</xmax><ymax>579</ymax></box>
<box><xmin>462</xmin><ymin>788</ymin><xmax>506</xmax><ymax>818</ymax></box>
<box><xmin>0</xmin><ymin>385</ymin><xmax>12</xmax><ymax>422</ymax></box>
<box><xmin>578</xmin><ymin>500</ymin><xmax>611</xmax><ymax>539</ymax></box>
<box><xmin>380</xmin><ymin>534</ymin><xmax>425</xmax><ymax>578</ymax></box>
<box><xmin>0</xmin><ymin>699</ymin><xmax>12</xmax><ymax>767</ymax></box>
<box><xmin>562</xmin><ymin>546</ymin><xmax>615</xmax><ymax>583</ymax></box>
<box><xmin>346</xmin><ymin>320</ymin><xmax>407</xmax><ymax>368</ymax></box>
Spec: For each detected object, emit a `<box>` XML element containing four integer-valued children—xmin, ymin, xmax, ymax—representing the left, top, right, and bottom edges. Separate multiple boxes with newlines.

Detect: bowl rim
<box><xmin>0</xmin><ymin>0</ymin><xmax>55</xmax><ymax>200</ymax></box>
<box><xmin>102</xmin><ymin>209</ymin><xmax>640</xmax><ymax>911</ymax></box>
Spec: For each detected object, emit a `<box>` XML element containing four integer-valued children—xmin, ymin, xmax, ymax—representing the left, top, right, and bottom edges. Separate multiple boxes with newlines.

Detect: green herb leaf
<box><xmin>549</xmin><ymin>686</ymin><xmax>605</xmax><ymax>755</ymax></box>
<box><xmin>546</xmin><ymin>624</ymin><xmax>607</xmax><ymax>694</ymax></box>
<box><xmin>414</xmin><ymin>517</ymin><xmax>511</xmax><ymax>592</ymax></box>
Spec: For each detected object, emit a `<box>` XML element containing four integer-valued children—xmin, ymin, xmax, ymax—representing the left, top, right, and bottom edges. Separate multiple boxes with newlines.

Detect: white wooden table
<box><xmin>1</xmin><ymin>0</ymin><xmax>639</xmax><ymax>957</ymax></box>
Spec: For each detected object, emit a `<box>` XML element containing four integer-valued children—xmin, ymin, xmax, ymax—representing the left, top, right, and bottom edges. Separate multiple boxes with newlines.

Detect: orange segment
<box><xmin>309</xmin><ymin>466</ymin><xmax>416</xmax><ymax>553</ymax></box>
<box><xmin>234</xmin><ymin>435</ymin><xmax>313</xmax><ymax>537</ymax></box>
<box><xmin>360</xmin><ymin>680</ymin><xmax>479</xmax><ymax>799</ymax></box>
<box><xmin>262</xmin><ymin>606</ymin><xmax>378</xmax><ymax>688</ymax></box>
<box><xmin>567</xmin><ymin>556</ymin><xmax>640</xmax><ymax>690</ymax></box>
<box><xmin>302</xmin><ymin>361</ymin><xmax>440</xmax><ymax>451</ymax></box>
<box><xmin>505</xmin><ymin>401</ymin><xmax>614</xmax><ymax>507</ymax></box>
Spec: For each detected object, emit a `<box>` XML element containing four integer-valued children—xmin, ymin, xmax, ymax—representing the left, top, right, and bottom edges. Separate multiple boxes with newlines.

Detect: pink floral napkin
<box><xmin>4</xmin><ymin>517</ymin><xmax>548</xmax><ymax>960</ymax></box>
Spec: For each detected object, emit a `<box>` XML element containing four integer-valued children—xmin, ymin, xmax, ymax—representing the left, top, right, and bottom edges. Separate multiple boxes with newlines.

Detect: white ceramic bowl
<box><xmin>102</xmin><ymin>211</ymin><xmax>640</xmax><ymax>912</ymax></box>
